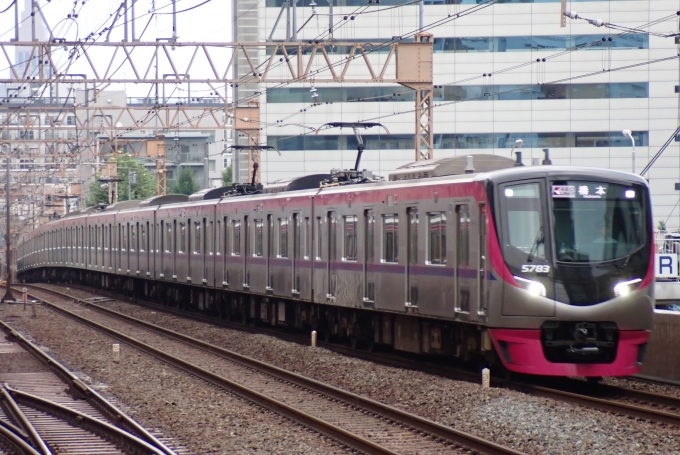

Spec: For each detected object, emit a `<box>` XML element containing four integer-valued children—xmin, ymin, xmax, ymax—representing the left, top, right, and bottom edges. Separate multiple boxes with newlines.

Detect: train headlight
<box><xmin>514</xmin><ymin>276</ymin><xmax>547</xmax><ymax>297</ymax></box>
<box><xmin>613</xmin><ymin>278</ymin><xmax>642</xmax><ymax>297</ymax></box>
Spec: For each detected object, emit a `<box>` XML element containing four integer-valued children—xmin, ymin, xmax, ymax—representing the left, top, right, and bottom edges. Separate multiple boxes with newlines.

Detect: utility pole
<box><xmin>2</xmin><ymin>145</ymin><xmax>15</xmax><ymax>302</ymax></box>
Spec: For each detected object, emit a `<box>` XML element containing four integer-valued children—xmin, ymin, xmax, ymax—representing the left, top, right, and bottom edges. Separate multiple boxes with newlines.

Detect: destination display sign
<box><xmin>552</xmin><ymin>184</ymin><xmax>609</xmax><ymax>199</ymax></box>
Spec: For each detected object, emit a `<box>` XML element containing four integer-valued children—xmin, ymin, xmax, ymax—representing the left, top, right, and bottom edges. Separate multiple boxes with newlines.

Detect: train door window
<box><xmin>216</xmin><ymin>220</ymin><xmax>221</xmax><ymax>256</ymax></box>
<box><xmin>122</xmin><ymin>224</ymin><xmax>127</xmax><ymax>252</ymax></box>
<box><xmin>407</xmin><ymin>208</ymin><xmax>418</xmax><ymax>264</ymax></box>
<box><xmin>179</xmin><ymin>222</ymin><xmax>186</xmax><ymax>253</ymax></box>
<box><xmin>140</xmin><ymin>224</ymin><xmax>146</xmax><ymax>252</ymax></box>
<box><xmin>316</xmin><ymin>217</ymin><xmax>323</xmax><ymax>260</ymax></box>
<box><xmin>146</xmin><ymin>222</ymin><xmax>151</xmax><ymax>253</ymax></box>
<box><xmin>187</xmin><ymin>219</ymin><xmax>192</xmax><ymax>257</ymax></box>
<box><xmin>278</xmin><ymin>217</ymin><xmax>289</xmax><ymax>258</ymax></box>
<box><xmin>304</xmin><ymin>217</ymin><xmax>311</xmax><ymax>260</ymax></box>
<box><xmin>131</xmin><ymin>223</ymin><xmax>136</xmax><ymax>252</ymax></box>
<box><xmin>208</xmin><ymin>220</ymin><xmax>213</xmax><ymax>255</ymax></box>
<box><xmin>327</xmin><ymin>213</ymin><xmax>337</xmax><ymax>262</ymax></box>
<box><xmin>254</xmin><ymin>219</ymin><xmax>264</xmax><ymax>257</ymax></box>
<box><xmin>343</xmin><ymin>215</ymin><xmax>358</xmax><ymax>261</ymax></box>
<box><xmin>223</xmin><ymin>217</ymin><xmax>229</xmax><ymax>256</ymax></box>
<box><xmin>293</xmin><ymin>214</ymin><xmax>301</xmax><ymax>260</ymax></box>
<box><xmin>428</xmin><ymin>212</ymin><xmax>447</xmax><ymax>265</ymax></box>
<box><xmin>166</xmin><ymin>222</ymin><xmax>173</xmax><ymax>253</ymax></box>
<box><xmin>456</xmin><ymin>205</ymin><xmax>470</xmax><ymax>266</ymax></box>
<box><xmin>232</xmin><ymin>220</ymin><xmax>241</xmax><ymax>255</ymax></box>
<box><xmin>365</xmin><ymin>210</ymin><xmax>375</xmax><ymax>263</ymax></box>
<box><xmin>383</xmin><ymin>214</ymin><xmax>399</xmax><ymax>263</ymax></box>
<box><xmin>194</xmin><ymin>221</ymin><xmax>202</xmax><ymax>254</ymax></box>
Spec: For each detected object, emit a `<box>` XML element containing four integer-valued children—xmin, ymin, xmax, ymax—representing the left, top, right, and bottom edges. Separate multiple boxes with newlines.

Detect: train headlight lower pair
<box><xmin>613</xmin><ymin>278</ymin><xmax>642</xmax><ymax>297</ymax></box>
<box><xmin>514</xmin><ymin>276</ymin><xmax>547</xmax><ymax>297</ymax></box>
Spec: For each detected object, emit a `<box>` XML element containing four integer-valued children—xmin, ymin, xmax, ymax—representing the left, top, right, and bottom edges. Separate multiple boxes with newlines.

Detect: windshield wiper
<box><xmin>526</xmin><ymin>227</ymin><xmax>544</xmax><ymax>263</ymax></box>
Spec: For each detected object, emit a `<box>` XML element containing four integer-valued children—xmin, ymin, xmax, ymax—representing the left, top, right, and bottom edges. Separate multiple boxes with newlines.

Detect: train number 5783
<box><xmin>521</xmin><ymin>264</ymin><xmax>550</xmax><ymax>273</ymax></box>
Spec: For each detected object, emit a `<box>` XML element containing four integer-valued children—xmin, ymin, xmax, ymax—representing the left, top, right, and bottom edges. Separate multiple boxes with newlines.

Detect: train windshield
<box><xmin>551</xmin><ymin>181</ymin><xmax>646</xmax><ymax>263</ymax></box>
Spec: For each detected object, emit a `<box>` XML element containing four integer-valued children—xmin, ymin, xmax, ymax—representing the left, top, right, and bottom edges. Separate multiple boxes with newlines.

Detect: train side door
<box><xmin>327</xmin><ymin>211</ymin><xmax>337</xmax><ymax>300</ymax></box>
<box><xmin>244</xmin><ymin>215</ymin><xmax>250</xmax><ymax>288</ymax></box>
<box><xmin>455</xmin><ymin>204</ymin><xmax>472</xmax><ymax>316</ymax></box>
<box><xmin>406</xmin><ymin>207</ymin><xmax>418</xmax><ymax>307</ymax></box>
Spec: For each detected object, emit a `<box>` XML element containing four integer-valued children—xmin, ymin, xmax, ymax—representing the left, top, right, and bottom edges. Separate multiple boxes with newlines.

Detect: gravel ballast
<box><xmin>4</xmin><ymin>286</ymin><xmax>680</xmax><ymax>454</ymax></box>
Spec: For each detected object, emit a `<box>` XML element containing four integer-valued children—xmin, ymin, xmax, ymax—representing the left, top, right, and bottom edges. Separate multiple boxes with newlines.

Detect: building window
<box><xmin>428</xmin><ymin>212</ymin><xmax>447</xmax><ymax>265</ymax></box>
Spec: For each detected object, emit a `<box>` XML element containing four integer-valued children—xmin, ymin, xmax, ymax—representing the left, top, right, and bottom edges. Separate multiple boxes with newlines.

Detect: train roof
<box><xmin>140</xmin><ymin>194</ymin><xmax>190</xmax><ymax>206</ymax></box>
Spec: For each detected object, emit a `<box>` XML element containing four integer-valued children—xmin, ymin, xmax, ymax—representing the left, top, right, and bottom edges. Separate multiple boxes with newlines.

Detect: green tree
<box><xmin>85</xmin><ymin>174</ymin><xmax>110</xmax><ymax>207</ymax></box>
<box><xmin>85</xmin><ymin>156</ymin><xmax>156</xmax><ymax>206</ymax></box>
<box><xmin>116</xmin><ymin>155</ymin><xmax>157</xmax><ymax>201</ymax></box>
<box><xmin>221</xmin><ymin>164</ymin><xmax>233</xmax><ymax>187</ymax></box>
<box><xmin>169</xmin><ymin>166</ymin><xmax>199</xmax><ymax>195</ymax></box>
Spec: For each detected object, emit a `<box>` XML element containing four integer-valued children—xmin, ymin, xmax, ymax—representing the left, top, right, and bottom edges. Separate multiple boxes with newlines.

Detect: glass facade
<box><xmin>267</xmin><ymin>83</ymin><xmax>648</xmax><ymax>103</ymax></box>
<box><xmin>267</xmin><ymin>131</ymin><xmax>649</xmax><ymax>150</ymax></box>
<box><xmin>266</xmin><ymin>34</ymin><xmax>647</xmax><ymax>55</ymax></box>
<box><xmin>268</xmin><ymin>0</ymin><xmax>632</xmax><ymax>7</ymax></box>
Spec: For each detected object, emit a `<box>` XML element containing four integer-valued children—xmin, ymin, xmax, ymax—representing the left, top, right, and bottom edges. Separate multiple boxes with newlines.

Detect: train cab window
<box><xmin>194</xmin><ymin>222</ymin><xmax>201</xmax><ymax>254</ymax></box>
<box><xmin>278</xmin><ymin>218</ymin><xmax>289</xmax><ymax>258</ymax></box>
<box><xmin>365</xmin><ymin>210</ymin><xmax>375</xmax><ymax>263</ymax></box>
<box><xmin>254</xmin><ymin>219</ymin><xmax>264</xmax><ymax>257</ymax></box>
<box><xmin>343</xmin><ymin>215</ymin><xmax>358</xmax><ymax>261</ymax></box>
<box><xmin>501</xmin><ymin>183</ymin><xmax>546</xmax><ymax>260</ymax></box>
<box><xmin>383</xmin><ymin>214</ymin><xmax>399</xmax><ymax>263</ymax></box>
<box><xmin>232</xmin><ymin>220</ymin><xmax>241</xmax><ymax>256</ymax></box>
<box><xmin>428</xmin><ymin>212</ymin><xmax>447</xmax><ymax>265</ymax></box>
<box><xmin>456</xmin><ymin>205</ymin><xmax>470</xmax><ymax>266</ymax></box>
<box><xmin>179</xmin><ymin>222</ymin><xmax>186</xmax><ymax>253</ymax></box>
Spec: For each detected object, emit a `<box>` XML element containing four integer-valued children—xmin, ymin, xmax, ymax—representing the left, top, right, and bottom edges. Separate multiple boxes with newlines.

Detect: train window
<box><xmin>208</xmin><ymin>221</ymin><xmax>213</xmax><ymax>255</ymax></box>
<box><xmin>166</xmin><ymin>222</ymin><xmax>173</xmax><ymax>253</ymax></box>
<box><xmin>232</xmin><ymin>220</ymin><xmax>241</xmax><ymax>255</ymax></box>
<box><xmin>122</xmin><ymin>224</ymin><xmax>127</xmax><ymax>251</ymax></box>
<box><xmin>328</xmin><ymin>213</ymin><xmax>337</xmax><ymax>262</ymax></box>
<box><xmin>456</xmin><ymin>205</ymin><xmax>470</xmax><ymax>266</ymax></box>
<box><xmin>254</xmin><ymin>219</ymin><xmax>264</xmax><ymax>257</ymax></box>
<box><xmin>502</xmin><ymin>182</ymin><xmax>545</xmax><ymax>260</ymax></box>
<box><xmin>428</xmin><ymin>212</ymin><xmax>447</xmax><ymax>265</ymax></box>
<box><xmin>383</xmin><ymin>214</ymin><xmax>399</xmax><ymax>263</ymax></box>
<box><xmin>365</xmin><ymin>210</ymin><xmax>375</xmax><ymax>263</ymax></box>
<box><xmin>316</xmin><ymin>217</ymin><xmax>322</xmax><ymax>260</ymax></box>
<box><xmin>344</xmin><ymin>215</ymin><xmax>358</xmax><ymax>261</ymax></box>
<box><xmin>194</xmin><ymin>222</ymin><xmax>202</xmax><ymax>254</ymax></box>
<box><xmin>146</xmin><ymin>222</ymin><xmax>151</xmax><ymax>253</ymax></box>
<box><xmin>223</xmin><ymin>217</ymin><xmax>229</xmax><ymax>256</ymax></box>
<box><xmin>293</xmin><ymin>214</ymin><xmax>301</xmax><ymax>260</ymax></box>
<box><xmin>179</xmin><ymin>222</ymin><xmax>186</xmax><ymax>253</ymax></box>
<box><xmin>304</xmin><ymin>217</ymin><xmax>311</xmax><ymax>260</ymax></box>
<box><xmin>131</xmin><ymin>224</ymin><xmax>137</xmax><ymax>252</ymax></box>
<box><xmin>278</xmin><ymin>218</ymin><xmax>289</xmax><ymax>258</ymax></box>
<box><xmin>140</xmin><ymin>224</ymin><xmax>146</xmax><ymax>252</ymax></box>
<box><xmin>216</xmin><ymin>221</ymin><xmax>221</xmax><ymax>255</ymax></box>
<box><xmin>408</xmin><ymin>208</ymin><xmax>418</xmax><ymax>264</ymax></box>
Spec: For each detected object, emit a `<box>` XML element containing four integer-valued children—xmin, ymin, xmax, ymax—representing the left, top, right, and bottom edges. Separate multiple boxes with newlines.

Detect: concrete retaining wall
<box><xmin>640</xmin><ymin>310</ymin><xmax>680</xmax><ymax>382</ymax></box>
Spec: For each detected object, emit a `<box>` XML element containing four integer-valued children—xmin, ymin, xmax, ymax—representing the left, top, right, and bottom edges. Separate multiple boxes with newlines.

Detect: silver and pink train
<box><xmin>17</xmin><ymin>155</ymin><xmax>655</xmax><ymax>377</ymax></box>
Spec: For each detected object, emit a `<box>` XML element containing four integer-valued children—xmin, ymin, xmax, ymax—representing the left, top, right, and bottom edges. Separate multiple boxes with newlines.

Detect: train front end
<box><xmin>486</xmin><ymin>169</ymin><xmax>654</xmax><ymax>377</ymax></box>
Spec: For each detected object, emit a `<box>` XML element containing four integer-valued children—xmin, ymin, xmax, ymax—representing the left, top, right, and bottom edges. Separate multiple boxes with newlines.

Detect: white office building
<box><xmin>230</xmin><ymin>0</ymin><xmax>680</xmax><ymax>229</ymax></box>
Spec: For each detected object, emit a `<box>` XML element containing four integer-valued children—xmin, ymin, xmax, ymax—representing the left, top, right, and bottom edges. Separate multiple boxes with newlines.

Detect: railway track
<box><xmin>13</xmin><ymin>283</ymin><xmax>526</xmax><ymax>455</ymax></box>
<box><xmin>0</xmin><ymin>317</ymin><xmax>180</xmax><ymax>455</ymax></box>
<box><xmin>40</xmin><ymin>283</ymin><xmax>680</xmax><ymax>424</ymax></box>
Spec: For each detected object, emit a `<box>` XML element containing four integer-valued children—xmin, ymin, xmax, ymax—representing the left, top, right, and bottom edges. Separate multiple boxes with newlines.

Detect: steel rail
<box><xmin>4</xmin><ymin>385</ymin><xmax>165</xmax><ymax>455</ymax></box>
<box><xmin>20</xmin><ymin>284</ymin><xmax>527</xmax><ymax>455</ymax></box>
<box><xmin>0</xmin><ymin>386</ymin><xmax>50</xmax><ymax>455</ymax></box>
<box><xmin>31</xmin><ymin>283</ymin><xmax>680</xmax><ymax>428</ymax></box>
<box><xmin>0</xmin><ymin>421</ymin><xmax>42</xmax><ymax>455</ymax></box>
<box><xmin>0</xmin><ymin>315</ymin><xmax>178</xmax><ymax>455</ymax></box>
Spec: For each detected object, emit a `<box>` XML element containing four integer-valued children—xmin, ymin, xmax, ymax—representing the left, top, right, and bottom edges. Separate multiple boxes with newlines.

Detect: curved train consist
<box><xmin>17</xmin><ymin>155</ymin><xmax>655</xmax><ymax>376</ymax></box>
